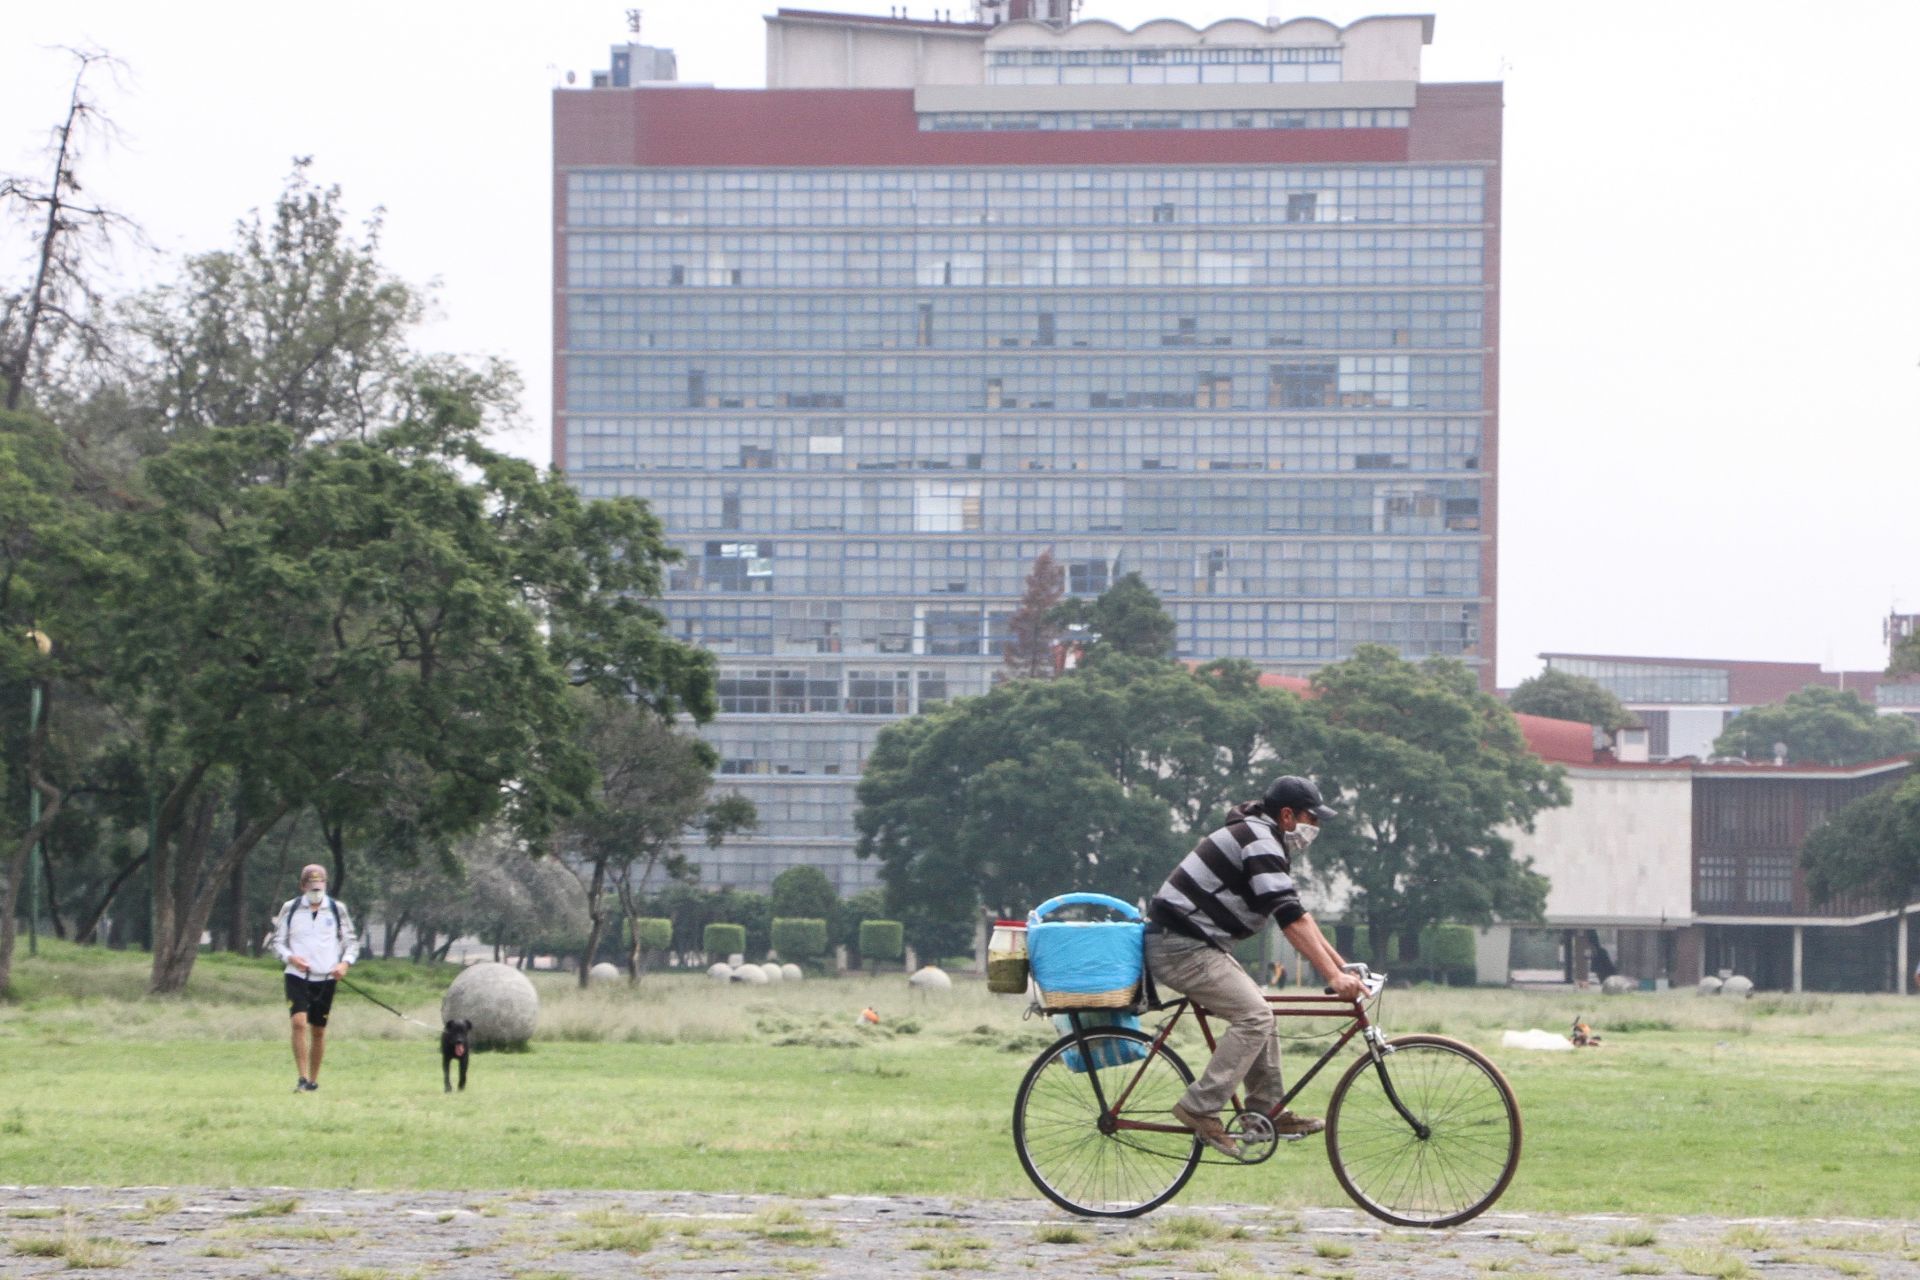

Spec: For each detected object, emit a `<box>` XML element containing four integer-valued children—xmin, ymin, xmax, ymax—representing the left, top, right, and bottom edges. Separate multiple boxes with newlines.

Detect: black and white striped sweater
<box><xmin>1148</xmin><ymin>802</ymin><xmax>1306</xmax><ymax>945</ymax></box>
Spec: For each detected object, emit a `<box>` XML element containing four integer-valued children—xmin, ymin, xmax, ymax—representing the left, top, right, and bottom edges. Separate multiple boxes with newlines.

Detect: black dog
<box><xmin>441</xmin><ymin>1018</ymin><xmax>473</xmax><ymax>1092</ymax></box>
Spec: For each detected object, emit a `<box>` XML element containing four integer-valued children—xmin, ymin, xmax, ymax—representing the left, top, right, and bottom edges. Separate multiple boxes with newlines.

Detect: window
<box><xmin>1269</xmin><ymin>361</ymin><xmax>1337</xmax><ymax>409</ymax></box>
<box><xmin>1067</xmin><ymin>559</ymin><xmax>1110</xmax><ymax>595</ymax></box>
<box><xmin>1286</xmin><ymin>192</ymin><xmax>1317</xmax><ymax>223</ymax></box>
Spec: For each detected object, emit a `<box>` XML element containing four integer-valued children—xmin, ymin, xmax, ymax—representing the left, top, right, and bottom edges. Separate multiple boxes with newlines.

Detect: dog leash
<box><xmin>338</xmin><ymin>975</ymin><xmax>441</xmax><ymax>1032</ymax></box>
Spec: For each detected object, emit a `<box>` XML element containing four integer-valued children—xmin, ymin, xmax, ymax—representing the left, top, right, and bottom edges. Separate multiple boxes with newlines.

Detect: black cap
<box><xmin>1263</xmin><ymin>775</ymin><xmax>1338</xmax><ymax>820</ymax></box>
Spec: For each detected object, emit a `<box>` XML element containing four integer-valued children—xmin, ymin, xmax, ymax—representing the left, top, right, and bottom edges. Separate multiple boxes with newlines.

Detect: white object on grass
<box><xmin>441</xmin><ymin>961</ymin><xmax>540</xmax><ymax>1049</ymax></box>
<box><xmin>1500</xmin><ymin>1028</ymin><xmax>1573</xmax><ymax>1052</ymax></box>
<box><xmin>589</xmin><ymin>962</ymin><xmax>621</xmax><ymax>985</ymax></box>
<box><xmin>908</xmin><ymin>966</ymin><xmax>953</xmax><ymax>990</ymax></box>
<box><xmin>781</xmin><ymin>963</ymin><xmax>803</xmax><ymax>982</ymax></box>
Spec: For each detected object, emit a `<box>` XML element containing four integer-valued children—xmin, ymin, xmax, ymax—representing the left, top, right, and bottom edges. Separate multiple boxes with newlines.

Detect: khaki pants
<box><xmin>1145</xmin><ymin>931</ymin><xmax>1282</xmax><ymax>1117</ymax></box>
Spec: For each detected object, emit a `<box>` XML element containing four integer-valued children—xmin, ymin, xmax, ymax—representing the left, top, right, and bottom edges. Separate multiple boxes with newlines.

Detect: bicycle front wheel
<box><xmin>1325</xmin><ymin>1034</ymin><xmax>1521</xmax><ymax>1228</ymax></box>
<box><xmin>1013</xmin><ymin>1027</ymin><xmax>1201</xmax><ymax>1218</ymax></box>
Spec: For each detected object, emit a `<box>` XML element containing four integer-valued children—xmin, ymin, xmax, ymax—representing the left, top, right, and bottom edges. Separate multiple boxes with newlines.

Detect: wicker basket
<box><xmin>1033</xmin><ymin>980</ymin><xmax>1142</xmax><ymax>1013</ymax></box>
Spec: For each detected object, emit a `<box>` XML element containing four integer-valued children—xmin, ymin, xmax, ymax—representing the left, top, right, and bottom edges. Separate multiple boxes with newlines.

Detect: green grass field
<box><xmin>3</xmin><ymin>940</ymin><xmax>1917</xmax><ymax>1216</ymax></box>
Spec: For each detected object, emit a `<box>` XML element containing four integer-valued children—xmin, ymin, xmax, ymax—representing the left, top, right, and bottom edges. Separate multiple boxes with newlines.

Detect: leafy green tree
<box><xmin>855</xmin><ymin>654</ymin><xmax>1313</xmax><ymax>938</ymax></box>
<box><xmin>123</xmin><ymin>159</ymin><xmax>515</xmax><ymax>448</ymax></box>
<box><xmin>91</xmin><ymin>402</ymin><xmax>713</xmax><ymax>994</ymax></box>
<box><xmin>1803</xmin><ymin>774</ymin><xmax>1920</xmax><ymax>991</ymax></box>
<box><xmin>770</xmin><ymin>865</ymin><xmax>837</xmax><ymax>924</ymax></box>
<box><xmin>559</xmin><ymin>692</ymin><xmax>755</xmax><ymax>984</ymax></box>
<box><xmin>1888</xmin><ymin>631</ymin><xmax>1920</xmax><ymax>678</ymax></box>
<box><xmin>1050</xmin><ymin>572</ymin><xmax>1177</xmax><ymax>661</ymax></box>
<box><xmin>1306</xmin><ymin>646</ymin><xmax>1568</xmax><ymax>960</ymax></box>
<box><xmin>1508</xmin><ymin>668</ymin><xmax>1635</xmax><ymax>733</ymax></box>
<box><xmin>0</xmin><ymin>411</ymin><xmax>110</xmax><ymax>992</ymax></box>
<box><xmin>1001</xmin><ymin>549</ymin><xmax>1064</xmax><ymax>678</ymax></box>
<box><xmin>1711</xmin><ymin>685</ymin><xmax>1919</xmax><ymax>766</ymax></box>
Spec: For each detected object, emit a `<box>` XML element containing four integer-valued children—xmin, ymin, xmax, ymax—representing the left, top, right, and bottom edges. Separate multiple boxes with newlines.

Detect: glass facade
<box><xmin>920</xmin><ymin>108</ymin><xmax>1411</xmax><ymax>132</ymax></box>
<box><xmin>559</xmin><ymin>158</ymin><xmax>1492</xmax><ymax>892</ymax></box>
<box><xmin>1544</xmin><ymin>658</ymin><xmax>1731</xmax><ymax>706</ymax></box>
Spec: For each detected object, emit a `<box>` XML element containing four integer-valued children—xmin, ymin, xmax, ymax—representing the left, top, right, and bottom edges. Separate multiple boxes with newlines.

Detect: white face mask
<box><xmin>304</xmin><ymin>887</ymin><xmax>326</xmax><ymax>906</ymax></box>
<box><xmin>1282</xmin><ymin>823</ymin><xmax>1319</xmax><ymax>854</ymax></box>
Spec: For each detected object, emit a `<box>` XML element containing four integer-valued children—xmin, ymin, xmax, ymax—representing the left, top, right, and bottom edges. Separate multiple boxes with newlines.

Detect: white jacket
<box><xmin>272</xmin><ymin>895</ymin><xmax>361</xmax><ymax>979</ymax></box>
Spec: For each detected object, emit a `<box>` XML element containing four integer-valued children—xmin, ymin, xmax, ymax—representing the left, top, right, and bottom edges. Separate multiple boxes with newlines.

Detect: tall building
<box><xmin>554</xmin><ymin>6</ymin><xmax>1502</xmax><ymax>892</ymax></box>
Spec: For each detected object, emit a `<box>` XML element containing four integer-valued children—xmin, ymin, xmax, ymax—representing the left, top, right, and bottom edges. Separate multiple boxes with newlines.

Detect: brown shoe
<box><xmin>1171</xmin><ymin>1103</ymin><xmax>1241</xmax><ymax>1157</ymax></box>
<box><xmin>1273</xmin><ymin>1109</ymin><xmax>1325</xmax><ymax>1137</ymax></box>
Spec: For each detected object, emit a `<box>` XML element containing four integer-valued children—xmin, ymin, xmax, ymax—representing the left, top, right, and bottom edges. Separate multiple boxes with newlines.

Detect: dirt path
<box><xmin>2</xmin><ymin>1185</ymin><xmax>1915</xmax><ymax>1278</ymax></box>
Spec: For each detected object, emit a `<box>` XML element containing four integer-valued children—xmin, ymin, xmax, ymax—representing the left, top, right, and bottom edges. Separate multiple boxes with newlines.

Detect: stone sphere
<box><xmin>589</xmin><ymin>962</ymin><xmax>622</xmax><ymax>985</ymax></box>
<box><xmin>761</xmin><ymin>962</ymin><xmax>785</xmax><ymax>983</ymax></box>
<box><xmin>1601</xmin><ymin>975</ymin><xmax>1635</xmax><ymax>996</ymax></box>
<box><xmin>441</xmin><ymin>962</ymin><xmax>539</xmax><ymax>1049</ymax></box>
<box><xmin>908</xmin><ymin>965</ymin><xmax>953</xmax><ymax>990</ymax></box>
<box><xmin>1697</xmin><ymin>975</ymin><xmax>1723</xmax><ymax>996</ymax></box>
<box><xmin>780</xmin><ymin>963</ymin><xmax>803</xmax><ymax>982</ymax></box>
<box><xmin>1722</xmin><ymin>974</ymin><xmax>1754</xmax><ymax>998</ymax></box>
<box><xmin>726</xmin><ymin>953</ymin><xmax>745</xmax><ymax>967</ymax></box>
<box><xmin>707</xmin><ymin>962</ymin><xmax>733</xmax><ymax>981</ymax></box>
<box><xmin>733</xmin><ymin>964</ymin><xmax>770</xmax><ymax>985</ymax></box>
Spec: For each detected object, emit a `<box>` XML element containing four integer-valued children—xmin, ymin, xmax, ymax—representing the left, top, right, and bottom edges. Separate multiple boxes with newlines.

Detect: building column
<box><xmin>1898</xmin><ymin>908</ymin><xmax>1910</xmax><ymax>996</ymax></box>
<box><xmin>1791</xmin><ymin>925</ymin><xmax>1803</xmax><ymax>994</ymax></box>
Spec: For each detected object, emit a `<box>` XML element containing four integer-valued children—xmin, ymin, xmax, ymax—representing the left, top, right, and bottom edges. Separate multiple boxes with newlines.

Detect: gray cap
<box><xmin>1262</xmin><ymin>775</ymin><xmax>1338</xmax><ymax>819</ymax></box>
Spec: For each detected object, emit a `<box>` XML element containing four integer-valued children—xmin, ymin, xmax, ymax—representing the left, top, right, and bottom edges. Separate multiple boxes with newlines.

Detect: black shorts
<box><xmin>285</xmin><ymin>975</ymin><xmax>338</xmax><ymax>1026</ymax></box>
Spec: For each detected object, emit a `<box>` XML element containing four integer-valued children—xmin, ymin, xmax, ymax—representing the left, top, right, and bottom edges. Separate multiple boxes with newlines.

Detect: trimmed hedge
<box><xmin>634</xmin><ymin>917</ymin><xmax>672</xmax><ymax>952</ymax></box>
<box><xmin>771</xmin><ymin>917</ymin><xmax>829</xmax><ymax>961</ymax></box>
<box><xmin>1317</xmin><ymin>922</ymin><xmax>1477</xmax><ymax>984</ymax></box>
<box><xmin>1419</xmin><ymin>924</ymin><xmax>1476</xmax><ymax>970</ymax></box>
<box><xmin>702</xmin><ymin>922</ymin><xmax>747</xmax><ymax>958</ymax></box>
<box><xmin>858</xmin><ymin>919</ymin><xmax>905</xmax><ymax>962</ymax></box>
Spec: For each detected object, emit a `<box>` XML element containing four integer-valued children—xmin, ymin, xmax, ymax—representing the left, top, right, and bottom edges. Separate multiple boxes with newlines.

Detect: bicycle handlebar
<box><xmin>1323</xmin><ymin>962</ymin><xmax>1387</xmax><ymax>1000</ymax></box>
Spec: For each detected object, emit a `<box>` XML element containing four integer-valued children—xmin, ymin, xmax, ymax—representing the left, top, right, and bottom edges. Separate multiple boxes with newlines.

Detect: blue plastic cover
<box><xmin>1027</xmin><ymin>895</ymin><xmax>1145</xmax><ymax>995</ymax></box>
<box><xmin>1053</xmin><ymin>1012</ymin><xmax>1147</xmax><ymax>1073</ymax></box>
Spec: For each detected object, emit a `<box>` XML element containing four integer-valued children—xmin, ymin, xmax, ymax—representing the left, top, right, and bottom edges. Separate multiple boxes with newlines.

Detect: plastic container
<box><xmin>986</xmin><ymin>919</ymin><xmax>1030</xmax><ymax>994</ymax></box>
<box><xmin>1027</xmin><ymin>893</ymin><xmax>1145</xmax><ymax>1011</ymax></box>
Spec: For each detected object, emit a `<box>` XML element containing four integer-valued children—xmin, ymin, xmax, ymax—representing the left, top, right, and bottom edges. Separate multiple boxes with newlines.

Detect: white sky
<box><xmin>5</xmin><ymin>0</ymin><xmax>1917</xmax><ymax>687</ymax></box>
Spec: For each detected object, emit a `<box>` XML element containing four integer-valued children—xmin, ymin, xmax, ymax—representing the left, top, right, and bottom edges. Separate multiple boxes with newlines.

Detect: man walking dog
<box><xmin>272</xmin><ymin>863</ymin><xmax>360</xmax><ymax>1093</ymax></box>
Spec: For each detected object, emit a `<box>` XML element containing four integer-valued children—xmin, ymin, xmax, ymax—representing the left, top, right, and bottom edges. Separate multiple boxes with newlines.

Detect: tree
<box><xmin>1711</xmin><ymin>685</ymin><xmax>1919</xmax><ymax>766</ymax></box>
<box><xmin>1002</xmin><ymin>550</ymin><xmax>1064</xmax><ymax>678</ymax></box>
<box><xmin>1</xmin><ymin>48</ymin><xmax>139</xmax><ymax>412</ymax></box>
<box><xmin>1802</xmin><ymin>774</ymin><xmax>1920</xmax><ymax>992</ymax></box>
<box><xmin>559</xmin><ymin>693</ymin><xmax>756</xmax><ymax>985</ymax></box>
<box><xmin>123</xmin><ymin>160</ymin><xmax>514</xmax><ymax>448</ymax></box>
<box><xmin>1508</xmin><ymin>668</ymin><xmax>1635</xmax><ymax>733</ymax></box>
<box><xmin>855</xmin><ymin>654</ymin><xmax>1314</xmax><ymax>937</ymax></box>
<box><xmin>1049</xmin><ymin>572</ymin><xmax>1177</xmax><ymax>661</ymax></box>
<box><xmin>1804</xmin><ymin>775</ymin><xmax>1920</xmax><ymax>910</ymax></box>
<box><xmin>1889</xmin><ymin>631</ymin><xmax>1920</xmax><ymax>678</ymax></box>
<box><xmin>770</xmin><ymin>864</ymin><xmax>837</xmax><ymax>924</ymax></box>
<box><xmin>1305</xmin><ymin>646</ymin><xmax>1568</xmax><ymax>959</ymax></box>
<box><xmin>92</xmin><ymin>401</ymin><xmax>713</xmax><ymax>994</ymax></box>
<box><xmin>0</xmin><ymin>411</ymin><xmax>107</xmax><ymax>992</ymax></box>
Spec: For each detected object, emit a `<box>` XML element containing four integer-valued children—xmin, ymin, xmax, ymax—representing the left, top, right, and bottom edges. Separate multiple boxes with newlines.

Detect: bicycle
<box><xmin>1012</xmin><ymin>964</ymin><xmax>1522</xmax><ymax>1225</ymax></box>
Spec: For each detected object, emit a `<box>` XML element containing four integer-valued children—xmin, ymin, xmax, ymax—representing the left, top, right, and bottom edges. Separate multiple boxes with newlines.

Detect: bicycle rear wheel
<box><xmin>1325</xmin><ymin>1034</ymin><xmax>1521</xmax><ymax>1228</ymax></box>
<box><xmin>1013</xmin><ymin>1026</ymin><xmax>1201</xmax><ymax>1218</ymax></box>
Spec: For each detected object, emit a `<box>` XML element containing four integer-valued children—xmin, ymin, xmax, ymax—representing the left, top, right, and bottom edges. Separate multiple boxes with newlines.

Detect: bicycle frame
<box><xmin>1063</xmin><ymin>985</ymin><xmax>1430</xmax><ymax>1143</ymax></box>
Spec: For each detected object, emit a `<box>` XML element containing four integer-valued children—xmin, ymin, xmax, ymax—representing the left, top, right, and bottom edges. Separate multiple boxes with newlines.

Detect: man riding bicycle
<box><xmin>1145</xmin><ymin>774</ymin><xmax>1364</xmax><ymax>1157</ymax></box>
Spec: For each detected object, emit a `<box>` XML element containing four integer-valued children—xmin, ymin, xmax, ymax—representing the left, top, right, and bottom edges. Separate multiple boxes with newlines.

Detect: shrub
<box><xmin>771</xmin><ymin>917</ymin><xmax>829</xmax><ymax>961</ymax></box>
<box><xmin>770</xmin><ymin>866</ymin><xmax>838</xmax><ymax>922</ymax></box>
<box><xmin>633</xmin><ymin>917</ymin><xmax>672</xmax><ymax>953</ymax></box>
<box><xmin>859</xmin><ymin>919</ymin><xmax>904</xmax><ymax>963</ymax></box>
<box><xmin>1420</xmin><ymin>923</ymin><xmax>1476</xmax><ymax>970</ymax></box>
<box><xmin>703</xmin><ymin>922</ymin><xmax>747</xmax><ymax>959</ymax></box>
